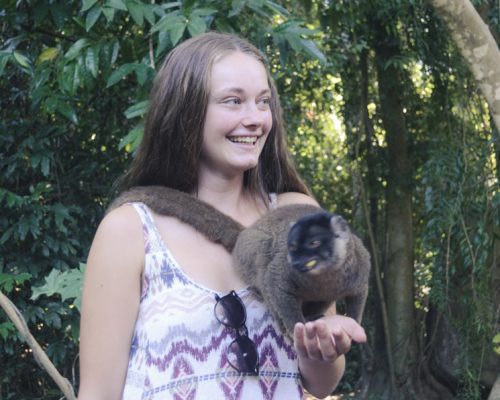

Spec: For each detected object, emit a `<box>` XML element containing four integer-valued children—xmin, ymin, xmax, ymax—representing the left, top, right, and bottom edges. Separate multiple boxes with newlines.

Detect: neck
<box><xmin>194</xmin><ymin>170</ymin><xmax>266</xmax><ymax>226</ymax></box>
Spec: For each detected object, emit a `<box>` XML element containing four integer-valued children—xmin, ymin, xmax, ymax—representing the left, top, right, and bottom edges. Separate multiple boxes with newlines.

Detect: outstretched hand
<box><xmin>293</xmin><ymin>314</ymin><xmax>367</xmax><ymax>364</ymax></box>
<box><xmin>293</xmin><ymin>314</ymin><xmax>367</xmax><ymax>397</ymax></box>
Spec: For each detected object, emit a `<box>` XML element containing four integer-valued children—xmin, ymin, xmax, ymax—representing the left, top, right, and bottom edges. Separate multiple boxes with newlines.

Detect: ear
<box><xmin>330</xmin><ymin>214</ymin><xmax>349</xmax><ymax>234</ymax></box>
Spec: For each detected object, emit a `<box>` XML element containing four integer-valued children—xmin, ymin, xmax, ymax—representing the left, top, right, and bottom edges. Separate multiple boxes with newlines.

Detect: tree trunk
<box><xmin>429</xmin><ymin>0</ymin><xmax>500</xmax><ymax>133</ymax></box>
<box><xmin>374</xmin><ymin>37</ymin><xmax>417</xmax><ymax>394</ymax></box>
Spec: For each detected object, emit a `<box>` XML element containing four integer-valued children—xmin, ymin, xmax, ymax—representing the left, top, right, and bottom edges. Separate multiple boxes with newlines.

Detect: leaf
<box><xmin>229</xmin><ymin>0</ymin><xmax>246</xmax><ymax>17</ymax></box>
<box><xmin>119</xmin><ymin>124</ymin><xmax>144</xmax><ymax>150</ymax></box>
<box><xmin>169</xmin><ymin>20</ymin><xmax>186</xmax><ymax>45</ymax></box>
<box><xmin>85</xmin><ymin>5</ymin><xmax>102</xmax><ymax>31</ymax></box>
<box><xmin>187</xmin><ymin>15</ymin><xmax>206</xmax><ymax>37</ymax></box>
<box><xmin>85</xmin><ymin>46</ymin><xmax>99</xmax><ymax>78</ymax></box>
<box><xmin>18</xmin><ymin>219</ymin><xmax>30</xmax><ymax>241</ymax></box>
<box><xmin>57</xmin><ymin>269</ymin><xmax>84</xmax><ymax>303</ymax></box>
<box><xmin>126</xmin><ymin>0</ymin><xmax>144</xmax><ymax>26</ymax></box>
<box><xmin>143</xmin><ymin>4</ymin><xmax>155</xmax><ymax>25</ymax></box>
<box><xmin>191</xmin><ymin>7</ymin><xmax>218</xmax><ymax>17</ymax></box>
<box><xmin>0</xmin><ymin>322</ymin><xmax>15</xmax><ymax>340</ymax></box>
<box><xmin>56</xmin><ymin>101</ymin><xmax>78</xmax><ymax>124</ymax></box>
<box><xmin>101</xmin><ymin>6</ymin><xmax>116</xmax><ymax>22</ymax></box>
<box><xmin>134</xmin><ymin>63</ymin><xmax>149</xmax><ymax>86</ymax></box>
<box><xmin>0</xmin><ymin>322</ymin><xmax>16</xmax><ymax>341</ymax></box>
<box><xmin>111</xmin><ymin>40</ymin><xmax>120</xmax><ymax>65</ymax></box>
<box><xmin>41</xmin><ymin>156</ymin><xmax>50</xmax><ymax>177</ymax></box>
<box><xmin>150</xmin><ymin>11</ymin><xmax>181</xmax><ymax>33</ymax></box>
<box><xmin>493</xmin><ymin>333</ymin><xmax>500</xmax><ymax>355</ymax></box>
<box><xmin>13</xmin><ymin>51</ymin><xmax>31</xmax><ymax>68</ymax></box>
<box><xmin>31</xmin><ymin>265</ymin><xmax>84</xmax><ymax>310</ymax></box>
<box><xmin>72</xmin><ymin>61</ymin><xmax>82</xmax><ymax>92</ymax></box>
<box><xmin>60</xmin><ymin>63</ymin><xmax>76</xmax><ymax>93</ymax></box>
<box><xmin>37</xmin><ymin>47</ymin><xmax>59</xmax><ymax>64</ymax></box>
<box><xmin>53</xmin><ymin>204</ymin><xmax>72</xmax><ymax>233</ymax></box>
<box><xmin>246</xmin><ymin>1</ymin><xmax>271</xmax><ymax>18</ymax></box>
<box><xmin>0</xmin><ymin>272</ymin><xmax>31</xmax><ymax>293</ymax></box>
<box><xmin>64</xmin><ymin>38</ymin><xmax>90</xmax><ymax>61</ymax></box>
<box><xmin>0</xmin><ymin>227</ymin><xmax>14</xmax><ymax>245</ymax></box>
<box><xmin>81</xmin><ymin>0</ymin><xmax>98</xmax><ymax>12</ymax></box>
<box><xmin>31</xmin><ymin>269</ymin><xmax>62</xmax><ymax>300</ymax></box>
<box><xmin>0</xmin><ymin>52</ymin><xmax>10</xmax><ymax>76</ymax></box>
<box><xmin>106</xmin><ymin>63</ymin><xmax>136</xmax><ymax>87</ymax></box>
<box><xmin>297</xmin><ymin>38</ymin><xmax>326</xmax><ymax>64</ymax></box>
<box><xmin>263</xmin><ymin>0</ymin><xmax>289</xmax><ymax>16</ymax></box>
<box><xmin>106</xmin><ymin>0</ymin><xmax>128</xmax><ymax>11</ymax></box>
<box><xmin>124</xmin><ymin>100</ymin><xmax>149</xmax><ymax>119</ymax></box>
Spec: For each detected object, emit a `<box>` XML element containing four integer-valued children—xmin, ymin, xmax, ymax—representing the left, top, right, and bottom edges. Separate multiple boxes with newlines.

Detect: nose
<box><xmin>241</xmin><ymin>103</ymin><xmax>270</xmax><ymax>129</ymax></box>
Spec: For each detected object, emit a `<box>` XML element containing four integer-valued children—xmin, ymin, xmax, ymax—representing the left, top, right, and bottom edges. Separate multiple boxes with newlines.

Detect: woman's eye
<box><xmin>224</xmin><ymin>98</ymin><xmax>241</xmax><ymax>105</ymax></box>
<box><xmin>256</xmin><ymin>97</ymin><xmax>271</xmax><ymax>110</ymax></box>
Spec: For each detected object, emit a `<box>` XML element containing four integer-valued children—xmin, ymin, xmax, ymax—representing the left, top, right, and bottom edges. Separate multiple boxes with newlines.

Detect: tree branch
<box><xmin>429</xmin><ymin>0</ymin><xmax>500</xmax><ymax>132</ymax></box>
<box><xmin>0</xmin><ymin>291</ymin><xmax>76</xmax><ymax>400</ymax></box>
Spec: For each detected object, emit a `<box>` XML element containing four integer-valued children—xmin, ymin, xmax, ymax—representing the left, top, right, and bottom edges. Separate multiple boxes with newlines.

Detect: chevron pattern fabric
<box><xmin>121</xmin><ymin>203</ymin><xmax>304</xmax><ymax>400</ymax></box>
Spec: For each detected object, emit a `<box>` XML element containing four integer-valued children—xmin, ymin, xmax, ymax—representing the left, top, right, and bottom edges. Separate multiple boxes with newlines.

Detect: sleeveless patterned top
<box><xmin>121</xmin><ymin>197</ymin><xmax>304</xmax><ymax>399</ymax></box>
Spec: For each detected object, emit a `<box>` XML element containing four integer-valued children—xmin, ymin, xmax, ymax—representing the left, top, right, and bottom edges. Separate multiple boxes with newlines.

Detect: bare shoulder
<box><xmin>96</xmin><ymin>205</ymin><xmax>143</xmax><ymax>245</ymax></box>
<box><xmin>89</xmin><ymin>204</ymin><xmax>144</xmax><ymax>274</ymax></box>
<box><xmin>98</xmin><ymin>203</ymin><xmax>143</xmax><ymax>234</ymax></box>
<box><xmin>276</xmin><ymin>192</ymin><xmax>320</xmax><ymax>207</ymax></box>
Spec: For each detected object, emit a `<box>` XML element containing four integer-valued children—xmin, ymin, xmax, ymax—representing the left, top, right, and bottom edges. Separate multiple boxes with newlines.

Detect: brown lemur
<box><xmin>107</xmin><ymin>185</ymin><xmax>371</xmax><ymax>339</ymax></box>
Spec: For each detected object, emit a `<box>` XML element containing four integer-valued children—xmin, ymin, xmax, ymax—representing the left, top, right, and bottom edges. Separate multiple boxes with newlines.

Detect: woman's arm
<box><xmin>78</xmin><ymin>205</ymin><xmax>144</xmax><ymax>400</ymax></box>
<box><xmin>294</xmin><ymin>314</ymin><xmax>366</xmax><ymax>398</ymax></box>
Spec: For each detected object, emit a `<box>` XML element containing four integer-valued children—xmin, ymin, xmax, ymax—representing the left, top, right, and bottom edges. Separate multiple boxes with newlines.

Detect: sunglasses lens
<box><xmin>214</xmin><ymin>292</ymin><xmax>246</xmax><ymax>328</ymax></box>
<box><xmin>214</xmin><ymin>291</ymin><xmax>259</xmax><ymax>374</ymax></box>
<box><xmin>227</xmin><ymin>336</ymin><xmax>259</xmax><ymax>375</ymax></box>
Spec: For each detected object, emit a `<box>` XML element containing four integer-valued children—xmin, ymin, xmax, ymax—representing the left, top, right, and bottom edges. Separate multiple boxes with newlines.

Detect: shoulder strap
<box><xmin>130</xmin><ymin>202</ymin><xmax>166</xmax><ymax>254</ymax></box>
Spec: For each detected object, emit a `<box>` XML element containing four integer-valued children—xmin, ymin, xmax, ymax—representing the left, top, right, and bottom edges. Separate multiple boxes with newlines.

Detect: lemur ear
<box><xmin>330</xmin><ymin>214</ymin><xmax>348</xmax><ymax>233</ymax></box>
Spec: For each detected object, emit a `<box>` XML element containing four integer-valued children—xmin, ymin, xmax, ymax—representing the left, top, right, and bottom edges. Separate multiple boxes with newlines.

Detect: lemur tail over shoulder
<box><xmin>106</xmin><ymin>185</ymin><xmax>243</xmax><ymax>252</ymax></box>
<box><xmin>107</xmin><ymin>185</ymin><xmax>371</xmax><ymax>339</ymax></box>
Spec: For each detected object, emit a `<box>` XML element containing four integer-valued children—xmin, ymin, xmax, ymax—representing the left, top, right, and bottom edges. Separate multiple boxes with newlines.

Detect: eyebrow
<box><xmin>215</xmin><ymin>87</ymin><xmax>271</xmax><ymax>96</ymax></box>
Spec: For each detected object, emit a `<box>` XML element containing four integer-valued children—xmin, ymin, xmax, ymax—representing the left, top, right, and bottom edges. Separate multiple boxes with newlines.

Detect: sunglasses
<box><xmin>214</xmin><ymin>290</ymin><xmax>260</xmax><ymax>375</ymax></box>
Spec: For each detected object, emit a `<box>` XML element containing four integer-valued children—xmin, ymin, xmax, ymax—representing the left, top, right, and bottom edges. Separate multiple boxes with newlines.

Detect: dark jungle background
<box><xmin>1</xmin><ymin>0</ymin><xmax>498</xmax><ymax>399</ymax></box>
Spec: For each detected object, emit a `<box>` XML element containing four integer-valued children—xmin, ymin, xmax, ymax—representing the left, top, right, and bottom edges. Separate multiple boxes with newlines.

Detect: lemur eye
<box><xmin>308</xmin><ymin>240</ymin><xmax>322</xmax><ymax>249</ymax></box>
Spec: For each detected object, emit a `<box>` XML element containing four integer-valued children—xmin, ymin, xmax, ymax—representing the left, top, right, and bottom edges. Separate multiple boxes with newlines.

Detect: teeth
<box><xmin>228</xmin><ymin>136</ymin><xmax>256</xmax><ymax>144</ymax></box>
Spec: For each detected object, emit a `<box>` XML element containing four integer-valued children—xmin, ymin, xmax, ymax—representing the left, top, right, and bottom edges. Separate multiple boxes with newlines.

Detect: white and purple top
<box><xmin>122</xmin><ymin>200</ymin><xmax>304</xmax><ymax>400</ymax></box>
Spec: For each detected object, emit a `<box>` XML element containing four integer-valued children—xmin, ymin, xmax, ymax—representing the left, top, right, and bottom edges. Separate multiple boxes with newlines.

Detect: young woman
<box><xmin>77</xmin><ymin>32</ymin><xmax>366</xmax><ymax>400</ymax></box>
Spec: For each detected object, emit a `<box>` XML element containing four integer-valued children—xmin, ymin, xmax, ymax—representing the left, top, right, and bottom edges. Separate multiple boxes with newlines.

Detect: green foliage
<box><xmin>0</xmin><ymin>0</ymin><xmax>327</xmax><ymax>398</ymax></box>
<box><xmin>31</xmin><ymin>263</ymin><xmax>85</xmax><ymax>311</ymax></box>
<box><xmin>493</xmin><ymin>333</ymin><xmax>500</xmax><ymax>356</ymax></box>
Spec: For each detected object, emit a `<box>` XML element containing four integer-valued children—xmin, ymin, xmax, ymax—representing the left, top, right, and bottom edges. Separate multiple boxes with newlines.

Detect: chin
<box><xmin>232</xmin><ymin>158</ymin><xmax>260</xmax><ymax>172</ymax></box>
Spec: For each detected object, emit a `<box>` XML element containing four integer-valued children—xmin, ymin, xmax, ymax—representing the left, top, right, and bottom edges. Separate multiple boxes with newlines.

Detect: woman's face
<box><xmin>200</xmin><ymin>51</ymin><xmax>273</xmax><ymax>179</ymax></box>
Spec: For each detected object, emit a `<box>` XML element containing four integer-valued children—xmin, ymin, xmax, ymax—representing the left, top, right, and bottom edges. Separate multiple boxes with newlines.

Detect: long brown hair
<box><xmin>121</xmin><ymin>31</ymin><xmax>310</xmax><ymax>199</ymax></box>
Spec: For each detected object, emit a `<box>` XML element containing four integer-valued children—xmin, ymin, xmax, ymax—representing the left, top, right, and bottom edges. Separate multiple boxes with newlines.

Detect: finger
<box><xmin>304</xmin><ymin>322</ymin><xmax>322</xmax><ymax>360</ymax></box>
<box><xmin>332</xmin><ymin>328</ymin><xmax>352</xmax><ymax>356</ymax></box>
<box><xmin>342</xmin><ymin>318</ymin><xmax>367</xmax><ymax>343</ymax></box>
<box><xmin>293</xmin><ymin>322</ymin><xmax>309</xmax><ymax>358</ymax></box>
<box><xmin>325</xmin><ymin>315</ymin><xmax>367</xmax><ymax>343</ymax></box>
<box><xmin>315</xmin><ymin>320</ymin><xmax>338</xmax><ymax>362</ymax></box>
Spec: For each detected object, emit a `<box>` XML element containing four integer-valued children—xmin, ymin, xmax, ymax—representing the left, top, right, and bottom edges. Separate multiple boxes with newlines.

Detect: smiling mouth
<box><xmin>227</xmin><ymin>136</ymin><xmax>258</xmax><ymax>145</ymax></box>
